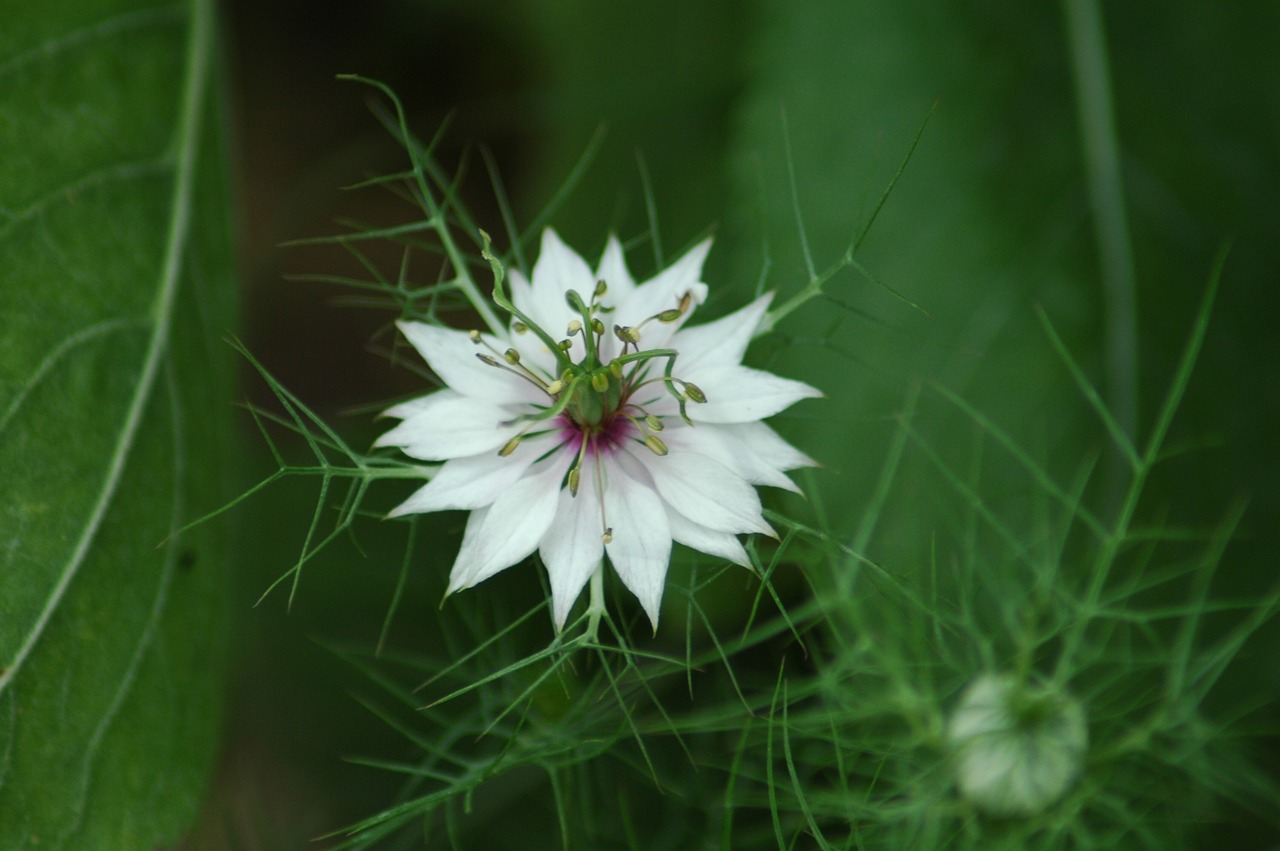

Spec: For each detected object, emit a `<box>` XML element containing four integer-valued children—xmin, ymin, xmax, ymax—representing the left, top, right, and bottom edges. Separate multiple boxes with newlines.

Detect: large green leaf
<box><xmin>0</xmin><ymin>0</ymin><xmax>234</xmax><ymax>846</ymax></box>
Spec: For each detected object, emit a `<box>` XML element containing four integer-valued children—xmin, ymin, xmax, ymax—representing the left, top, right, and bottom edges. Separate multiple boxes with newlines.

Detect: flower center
<box><xmin>472</xmin><ymin>281</ymin><xmax>707</xmax><ymax>496</ymax></box>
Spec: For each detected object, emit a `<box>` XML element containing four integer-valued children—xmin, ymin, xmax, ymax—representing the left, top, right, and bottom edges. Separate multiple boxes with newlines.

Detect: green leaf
<box><xmin>0</xmin><ymin>0</ymin><xmax>235</xmax><ymax>846</ymax></box>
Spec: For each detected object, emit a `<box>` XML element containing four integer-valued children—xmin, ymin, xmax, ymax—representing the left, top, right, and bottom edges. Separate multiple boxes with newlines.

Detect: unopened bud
<box><xmin>946</xmin><ymin>674</ymin><xmax>1087</xmax><ymax>818</ymax></box>
<box><xmin>643</xmin><ymin>434</ymin><xmax>668</xmax><ymax>456</ymax></box>
<box><xmin>683</xmin><ymin>382</ymin><xmax>706</xmax><ymax>403</ymax></box>
<box><xmin>498</xmin><ymin>436</ymin><xmax>522</xmax><ymax>457</ymax></box>
<box><xmin>503</xmin><ymin>348</ymin><xmax>521</xmax><ymax>364</ymax></box>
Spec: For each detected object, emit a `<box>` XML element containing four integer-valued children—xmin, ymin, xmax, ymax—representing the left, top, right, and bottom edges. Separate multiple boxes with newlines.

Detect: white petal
<box><xmin>601</xmin><ymin>456</ymin><xmax>672</xmax><ymax>629</ymax></box>
<box><xmin>666</xmin><ymin>510</ymin><xmax>750</xmax><ymax>567</ymax></box>
<box><xmin>448</xmin><ymin>451</ymin><xmax>572</xmax><ymax>592</ymax></box>
<box><xmin>626</xmin><ymin>444</ymin><xmax>772</xmax><ymax>537</ymax></box>
<box><xmin>396</xmin><ymin>321</ymin><xmax>544</xmax><ymax>403</ymax></box>
<box><xmin>660</xmin><ymin>423</ymin><xmax>800</xmax><ymax>494</ymax></box>
<box><xmin>669</xmin><ymin>293</ymin><xmax>773</xmax><ymax>373</ymax></box>
<box><xmin>375</xmin><ymin>390</ymin><xmax>522</xmax><ymax>460</ymax></box>
<box><xmin>540</xmin><ymin>458</ymin><xmax>607</xmax><ymax>629</ymax></box>
<box><xmin>387</xmin><ymin>437</ymin><xmax>544</xmax><ymax>516</ymax></box>
<box><xmin>614</xmin><ymin>239</ymin><xmax>712</xmax><ymax>348</ymax></box>
<box><xmin>725</xmin><ymin>421</ymin><xmax>818</xmax><ymax>472</ymax></box>
<box><xmin>595</xmin><ymin>234</ymin><xmax>636</xmax><ymax>300</ymax></box>
<box><xmin>684</xmin><ymin>364</ymin><xmax>822</xmax><ymax>424</ymax></box>
<box><xmin>530</xmin><ymin>228</ymin><xmax>595</xmax><ymax>324</ymax></box>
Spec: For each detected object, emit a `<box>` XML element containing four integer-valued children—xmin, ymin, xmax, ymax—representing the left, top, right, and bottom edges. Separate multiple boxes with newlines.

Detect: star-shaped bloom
<box><xmin>376</xmin><ymin>229</ymin><xmax>820</xmax><ymax>630</ymax></box>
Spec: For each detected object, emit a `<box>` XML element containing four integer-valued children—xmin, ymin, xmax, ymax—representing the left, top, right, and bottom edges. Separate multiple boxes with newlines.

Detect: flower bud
<box><xmin>946</xmin><ymin>674</ymin><xmax>1087</xmax><ymax>818</ymax></box>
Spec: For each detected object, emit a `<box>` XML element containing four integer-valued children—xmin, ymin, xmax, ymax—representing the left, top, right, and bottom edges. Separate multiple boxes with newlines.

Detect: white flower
<box><xmin>375</xmin><ymin>229</ymin><xmax>820</xmax><ymax>631</ymax></box>
<box><xmin>946</xmin><ymin>673</ymin><xmax>1088</xmax><ymax>817</ymax></box>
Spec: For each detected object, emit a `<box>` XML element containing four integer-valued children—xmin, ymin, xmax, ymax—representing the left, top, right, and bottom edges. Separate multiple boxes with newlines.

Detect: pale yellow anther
<box><xmin>644</xmin><ymin>415</ymin><xmax>663</xmax><ymax>432</ymax></box>
<box><xmin>567</xmin><ymin>465</ymin><xmax>581</xmax><ymax>496</ymax></box>
<box><xmin>476</xmin><ymin>353</ymin><xmax>500</xmax><ymax>367</ymax></box>
<box><xmin>594</xmin><ymin>279</ymin><xmax>608</xmax><ymax>297</ymax></box>
<box><xmin>683</xmin><ymin>382</ymin><xmax>707</xmax><ymax>403</ymax></box>
<box><xmin>468</xmin><ymin>330</ymin><xmax>482</xmax><ymax>343</ymax></box>
<box><xmin>643</xmin><ymin>434</ymin><xmax>668</xmax><ymax>456</ymax></box>
<box><xmin>567</xmin><ymin>319</ymin><xmax>583</xmax><ymax>336</ymax></box>
<box><xmin>546</xmin><ymin>379</ymin><xmax>565</xmax><ymax>395</ymax></box>
<box><xmin>656</xmin><ymin>308</ymin><xmax>683</xmax><ymax>323</ymax></box>
<box><xmin>498</xmin><ymin>436</ymin><xmax>521</xmax><ymax>457</ymax></box>
<box><xmin>591</xmin><ymin>318</ymin><xmax>605</xmax><ymax>336</ymax></box>
<box><xmin>513</xmin><ymin>322</ymin><xmax>528</xmax><ymax>334</ymax></box>
<box><xmin>601</xmin><ymin>528</ymin><xmax>613</xmax><ymax>545</ymax></box>
<box><xmin>591</xmin><ymin>370</ymin><xmax>610</xmax><ymax>393</ymax></box>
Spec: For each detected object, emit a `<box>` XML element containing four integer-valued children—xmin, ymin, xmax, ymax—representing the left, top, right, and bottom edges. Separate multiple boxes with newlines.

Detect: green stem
<box><xmin>1063</xmin><ymin>0</ymin><xmax>1138</xmax><ymax>442</ymax></box>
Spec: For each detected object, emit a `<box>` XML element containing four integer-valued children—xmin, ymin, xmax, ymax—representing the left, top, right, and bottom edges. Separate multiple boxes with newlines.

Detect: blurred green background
<box><xmin>201</xmin><ymin>0</ymin><xmax>1279</xmax><ymax>845</ymax></box>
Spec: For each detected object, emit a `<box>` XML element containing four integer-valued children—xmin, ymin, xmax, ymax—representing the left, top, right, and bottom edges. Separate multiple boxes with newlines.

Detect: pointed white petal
<box><xmin>601</xmin><ymin>457</ymin><xmax>672</xmax><ymax>630</ymax></box>
<box><xmin>667</xmin><ymin>509</ymin><xmax>750</xmax><ymax>566</ymax></box>
<box><xmin>725</xmin><ymin>421</ymin><xmax>818</xmax><ymax>472</ymax></box>
<box><xmin>396</xmin><ymin>321</ymin><xmax>543</xmax><ymax>403</ymax></box>
<box><xmin>374</xmin><ymin>390</ymin><xmax>522</xmax><ymax>460</ymax></box>
<box><xmin>446</xmin><ymin>507</ymin><xmax>490</xmax><ymax>594</ymax></box>
<box><xmin>685</xmin><ymin>364</ymin><xmax>822</xmax><ymax>424</ymax></box>
<box><xmin>540</xmin><ymin>458</ymin><xmax>606</xmax><ymax>629</ymax></box>
<box><xmin>448</xmin><ymin>451</ymin><xmax>572</xmax><ymax>592</ymax></box>
<box><xmin>627</xmin><ymin>444</ymin><xmax>772</xmax><ymax>536</ymax></box>
<box><xmin>387</xmin><ymin>437</ymin><xmax>544</xmax><ymax>516</ymax></box>
<box><xmin>530</xmin><ymin>228</ymin><xmax>594</xmax><ymax>326</ymax></box>
<box><xmin>595</xmin><ymin>234</ymin><xmax>636</xmax><ymax>300</ymax></box>
<box><xmin>660</xmin><ymin>423</ymin><xmax>800</xmax><ymax>493</ymax></box>
<box><xmin>669</xmin><ymin>293</ymin><xmax>773</xmax><ymax>373</ymax></box>
<box><xmin>614</xmin><ymin>239</ymin><xmax>712</xmax><ymax>347</ymax></box>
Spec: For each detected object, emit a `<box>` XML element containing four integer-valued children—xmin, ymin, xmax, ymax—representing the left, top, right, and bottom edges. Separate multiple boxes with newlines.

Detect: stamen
<box><xmin>643</xmin><ymin>434</ymin><xmax>668</xmax><ymax>456</ymax></box>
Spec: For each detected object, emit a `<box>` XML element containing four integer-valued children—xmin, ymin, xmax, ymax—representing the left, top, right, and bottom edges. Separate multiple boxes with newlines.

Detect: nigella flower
<box><xmin>376</xmin><ymin>229</ymin><xmax>820</xmax><ymax>631</ymax></box>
